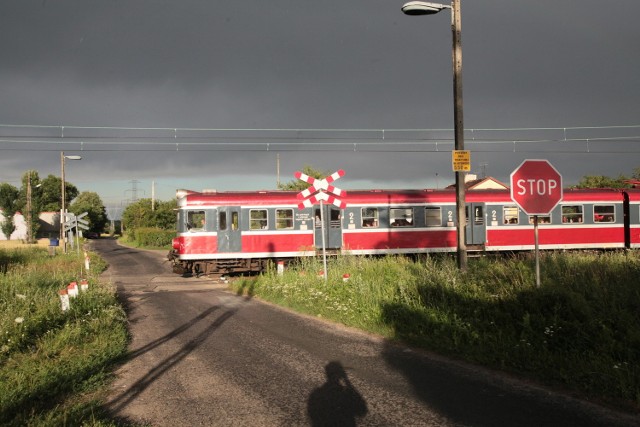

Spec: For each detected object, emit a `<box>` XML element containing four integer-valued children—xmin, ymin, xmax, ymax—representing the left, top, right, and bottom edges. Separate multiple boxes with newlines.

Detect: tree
<box><xmin>153</xmin><ymin>199</ymin><xmax>178</xmax><ymax>230</ymax></box>
<box><xmin>122</xmin><ymin>199</ymin><xmax>154</xmax><ymax>232</ymax></box>
<box><xmin>39</xmin><ymin>174</ymin><xmax>79</xmax><ymax>212</ymax></box>
<box><xmin>0</xmin><ymin>183</ymin><xmax>19</xmax><ymax>239</ymax></box>
<box><xmin>278</xmin><ymin>165</ymin><xmax>331</xmax><ymax>191</ymax></box>
<box><xmin>69</xmin><ymin>192</ymin><xmax>108</xmax><ymax>234</ymax></box>
<box><xmin>14</xmin><ymin>170</ymin><xmax>44</xmax><ymax>242</ymax></box>
<box><xmin>122</xmin><ymin>198</ymin><xmax>178</xmax><ymax>232</ymax></box>
<box><xmin>573</xmin><ymin>174</ymin><xmax>631</xmax><ymax>189</ymax></box>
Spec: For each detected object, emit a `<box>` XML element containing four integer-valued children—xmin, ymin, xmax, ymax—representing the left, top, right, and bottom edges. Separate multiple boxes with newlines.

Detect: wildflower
<box><xmin>16</xmin><ymin>294</ymin><xmax>26</xmax><ymax>300</ymax></box>
<box><xmin>15</xmin><ymin>317</ymin><xmax>24</xmax><ymax>324</ymax></box>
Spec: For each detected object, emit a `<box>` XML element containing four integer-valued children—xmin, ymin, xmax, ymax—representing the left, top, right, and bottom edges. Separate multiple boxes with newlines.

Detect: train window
<box><xmin>330</xmin><ymin>209</ymin><xmax>341</xmax><ymax>228</ymax></box>
<box><xmin>528</xmin><ymin>215</ymin><xmax>551</xmax><ymax>224</ymax></box>
<box><xmin>276</xmin><ymin>209</ymin><xmax>294</xmax><ymax>229</ymax></box>
<box><xmin>187</xmin><ymin>210</ymin><xmax>206</xmax><ymax>231</ymax></box>
<box><xmin>425</xmin><ymin>207</ymin><xmax>441</xmax><ymax>227</ymax></box>
<box><xmin>474</xmin><ymin>206</ymin><xmax>484</xmax><ymax>225</ymax></box>
<box><xmin>503</xmin><ymin>206</ymin><xmax>519</xmax><ymax>225</ymax></box>
<box><xmin>250</xmin><ymin>209</ymin><xmax>268</xmax><ymax>230</ymax></box>
<box><xmin>594</xmin><ymin>205</ymin><xmax>615</xmax><ymax>223</ymax></box>
<box><xmin>390</xmin><ymin>208</ymin><xmax>413</xmax><ymax>227</ymax></box>
<box><xmin>562</xmin><ymin>205</ymin><xmax>583</xmax><ymax>223</ymax></box>
<box><xmin>361</xmin><ymin>208</ymin><xmax>379</xmax><ymax>228</ymax></box>
<box><xmin>219</xmin><ymin>212</ymin><xmax>227</xmax><ymax>231</ymax></box>
<box><xmin>231</xmin><ymin>211</ymin><xmax>239</xmax><ymax>230</ymax></box>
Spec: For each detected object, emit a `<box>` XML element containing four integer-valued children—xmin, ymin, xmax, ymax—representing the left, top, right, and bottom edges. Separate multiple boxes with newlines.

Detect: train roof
<box><xmin>176</xmin><ymin>187</ymin><xmax>638</xmax><ymax>208</ymax></box>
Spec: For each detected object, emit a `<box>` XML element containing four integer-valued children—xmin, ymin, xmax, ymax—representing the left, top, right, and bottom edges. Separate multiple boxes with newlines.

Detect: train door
<box><xmin>623</xmin><ymin>191</ymin><xmax>631</xmax><ymax>249</ymax></box>
<box><xmin>465</xmin><ymin>203</ymin><xmax>486</xmax><ymax>246</ymax></box>
<box><xmin>314</xmin><ymin>205</ymin><xmax>343</xmax><ymax>249</ymax></box>
<box><xmin>217</xmin><ymin>207</ymin><xmax>241</xmax><ymax>253</ymax></box>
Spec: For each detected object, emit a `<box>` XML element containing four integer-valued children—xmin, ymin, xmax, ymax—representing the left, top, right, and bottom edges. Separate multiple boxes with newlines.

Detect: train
<box><xmin>167</xmin><ymin>187</ymin><xmax>640</xmax><ymax>276</ymax></box>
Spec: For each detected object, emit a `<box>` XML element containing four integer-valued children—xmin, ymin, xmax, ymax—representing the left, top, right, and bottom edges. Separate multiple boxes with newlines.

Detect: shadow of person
<box><xmin>307</xmin><ymin>361</ymin><xmax>368</xmax><ymax>427</ymax></box>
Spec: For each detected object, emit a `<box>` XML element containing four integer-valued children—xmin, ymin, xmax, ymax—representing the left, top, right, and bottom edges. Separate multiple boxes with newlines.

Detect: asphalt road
<box><xmin>90</xmin><ymin>238</ymin><xmax>638</xmax><ymax>426</ymax></box>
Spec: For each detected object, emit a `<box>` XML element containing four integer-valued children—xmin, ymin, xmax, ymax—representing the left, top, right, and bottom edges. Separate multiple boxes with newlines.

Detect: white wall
<box><xmin>0</xmin><ymin>211</ymin><xmax>27</xmax><ymax>241</ymax></box>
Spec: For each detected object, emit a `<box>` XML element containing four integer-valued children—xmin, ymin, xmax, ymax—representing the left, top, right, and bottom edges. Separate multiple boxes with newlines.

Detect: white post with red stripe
<box><xmin>318</xmin><ymin>199</ymin><xmax>328</xmax><ymax>280</ymax></box>
<box><xmin>295</xmin><ymin>169</ymin><xmax>347</xmax><ymax>281</ymax></box>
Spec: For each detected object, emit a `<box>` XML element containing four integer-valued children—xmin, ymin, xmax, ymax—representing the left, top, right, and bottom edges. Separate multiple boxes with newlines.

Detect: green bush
<box><xmin>133</xmin><ymin>227</ymin><xmax>175</xmax><ymax>248</ymax></box>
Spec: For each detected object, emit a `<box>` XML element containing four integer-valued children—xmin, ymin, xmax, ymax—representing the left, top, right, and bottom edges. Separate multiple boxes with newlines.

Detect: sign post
<box><xmin>295</xmin><ymin>170</ymin><xmax>346</xmax><ymax>281</ymax></box>
<box><xmin>510</xmin><ymin>160</ymin><xmax>563</xmax><ymax>287</ymax></box>
<box><xmin>63</xmin><ymin>212</ymin><xmax>90</xmax><ymax>255</ymax></box>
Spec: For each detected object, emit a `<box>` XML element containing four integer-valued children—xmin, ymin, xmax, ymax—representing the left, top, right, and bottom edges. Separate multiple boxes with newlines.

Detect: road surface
<box><xmin>89</xmin><ymin>238</ymin><xmax>637</xmax><ymax>426</ymax></box>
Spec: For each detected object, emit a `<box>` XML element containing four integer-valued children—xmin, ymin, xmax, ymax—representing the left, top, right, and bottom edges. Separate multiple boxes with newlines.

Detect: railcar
<box><xmin>167</xmin><ymin>188</ymin><xmax>640</xmax><ymax>276</ymax></box>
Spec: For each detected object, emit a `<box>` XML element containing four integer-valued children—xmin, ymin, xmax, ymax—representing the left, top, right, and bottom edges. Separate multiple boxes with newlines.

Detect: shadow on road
<box><xmin>307</xmin><ymin>361</ymin><xmax>368</xmax><ymax>427</ymax></box>
<box><xmin>380</xmin><ymin>328</ymin><xmax>638</xmax><ymax>427</ymax></box>
<box><xmin>107</xmin><ymin>305</ymin><xmax>238</xmax><ymax>415</ymax></box>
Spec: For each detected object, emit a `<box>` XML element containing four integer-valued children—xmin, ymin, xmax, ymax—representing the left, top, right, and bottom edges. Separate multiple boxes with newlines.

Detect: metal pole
<box><xmin>452</xmin><ymin>0</ymin><xmax>467</xmax><ymax>270</ymax></box>
<box><xmin>75</xmin><ymin>217</ymin><xmax>80</xmax><ymax>255</ymax></box>
<box><xmin>534</xmin><ymin>215</ymin><xmax>540</xmax><ymax>287</ymax></box>
<box><xmin>319</xmin><ymin>198</ymin><xmax>328</xmax><ymax>281</ymax></box>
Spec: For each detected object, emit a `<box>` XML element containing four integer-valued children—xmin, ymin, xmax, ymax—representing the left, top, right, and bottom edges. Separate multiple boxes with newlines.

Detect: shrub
<box><xmin>133</xmin><ymin>227</ymin><xmax>174</xmax><ymax>248</ymax></box>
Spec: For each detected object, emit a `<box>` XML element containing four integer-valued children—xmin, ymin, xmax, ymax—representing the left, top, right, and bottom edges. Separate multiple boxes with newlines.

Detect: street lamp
<box><xmin>402</xmin><ymin>0</ymin><xmax>468</xmax><ymax>270</ymax></box>
<box><xmin>60</xmin><ymin>151</ymin><xmax>82</xmax><ymax>253</ymax></box>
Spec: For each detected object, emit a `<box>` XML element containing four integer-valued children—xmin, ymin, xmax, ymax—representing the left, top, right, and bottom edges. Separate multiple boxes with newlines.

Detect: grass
<box><xmin>4</xmin><ymin>237</ymin><xmax>639</xmax><ymax>420</ymax></box>
<box><xmin>0</xmin><ymin>238</ymin><xmax>51</xmax><ymax>250</ymax></box>
<box><xmin>0</xmin><ymin>245</ymin><xmax>130</xmax><ymax>426</ymax></box>
<box><xmin>231</xmin><ymin>251</ymin><xmax>640</xmax><ymax>412</ymax></box>
<box><xmin>117</xmin><ymin>233</ymin><xmax>171</xmax><ymax>251</ymax></box>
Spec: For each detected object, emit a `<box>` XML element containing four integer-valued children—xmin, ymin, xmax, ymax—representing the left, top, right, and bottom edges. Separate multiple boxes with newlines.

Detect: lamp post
<box><xmin>402</xmin><ymin>0</ymin><xmax>467</xmax><ymax>270</ymax></box>
<box><xmin>60</xmin><ymin>151</ymin><xmax>82</xmax><ymax>253</ymax></box>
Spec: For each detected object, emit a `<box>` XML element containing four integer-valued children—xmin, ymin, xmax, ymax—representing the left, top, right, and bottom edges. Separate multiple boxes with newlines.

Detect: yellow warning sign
<box><xmin>452</xmin><ymin>150</ymin><xmax>471</xmax><ymax>172</ymax></box>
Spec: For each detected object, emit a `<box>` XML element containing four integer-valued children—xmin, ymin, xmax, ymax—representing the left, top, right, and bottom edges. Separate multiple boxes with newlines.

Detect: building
<box><xmin>0</xmin><ymin>210</ymin><xmax>60</xmax><ymax>240</ymax></box>
<box><xmin>445</xmin><ymin>174</ymin><xmax>509</xmax><ymax>191</ymax></box>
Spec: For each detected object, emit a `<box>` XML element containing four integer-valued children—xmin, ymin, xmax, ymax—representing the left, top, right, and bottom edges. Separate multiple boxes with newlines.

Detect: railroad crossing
<box><xmin>295</xmin><ymin>169</ymin><xmax>347</xmax><ymax>279</ymax></box>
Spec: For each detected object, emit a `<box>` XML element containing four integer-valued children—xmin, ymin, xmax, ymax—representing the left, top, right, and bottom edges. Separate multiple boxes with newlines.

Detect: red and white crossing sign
<box><xmin>298</xmin><ymin>191</ymin><xmax>346</xmax><ymax>209</ymax></box>
<box><xmin>295</xmin><ymin>169</ymin><xmax>347</xmax><ymax>210</ymax></box>
<box><xmin>510</xmin><ymin>159</ymin><xmax>563</xmax><ymax>215</ymax></box>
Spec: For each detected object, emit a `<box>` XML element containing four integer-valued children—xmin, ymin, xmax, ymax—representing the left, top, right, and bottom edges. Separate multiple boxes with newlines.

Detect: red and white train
<box><xmin>168</xmin><ymin>187</ymin><xmax>640</xmax><ymax>275</ymax></box>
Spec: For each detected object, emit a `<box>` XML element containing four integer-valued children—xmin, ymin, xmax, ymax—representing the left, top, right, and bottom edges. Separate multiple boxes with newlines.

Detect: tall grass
<box><xmin>232</xmin><ymin>252</ymin><xmax>640</xmax><ymax>411</ymax></box>
<box><xmin>0</xmin><ymin>247</ymin><xmax>129</xmax><ymax>426</ymax></box>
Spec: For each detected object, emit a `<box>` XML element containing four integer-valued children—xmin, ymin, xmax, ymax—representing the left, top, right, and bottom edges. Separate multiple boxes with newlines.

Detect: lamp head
<box><xmin>402</xmin><ymin>1</ymin><xmax>449</xmax><ymax>15</ymax></box>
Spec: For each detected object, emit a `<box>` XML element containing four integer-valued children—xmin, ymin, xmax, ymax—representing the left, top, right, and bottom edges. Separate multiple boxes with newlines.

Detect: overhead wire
<box><xmin>0</xmin><ymin>124</ymin><xmax>638</xmax><ymax>153</ymax></box>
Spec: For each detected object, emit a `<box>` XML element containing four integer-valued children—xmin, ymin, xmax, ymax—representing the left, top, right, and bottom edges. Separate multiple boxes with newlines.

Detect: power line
<box><xmin>0</xmin><ymin>124</ymin><xmax>638</xmax><ymax>154</ymax></box>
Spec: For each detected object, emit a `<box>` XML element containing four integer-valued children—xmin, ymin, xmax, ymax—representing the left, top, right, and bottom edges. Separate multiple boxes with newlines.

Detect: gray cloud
<box><xmin>1</xmin><ymin>0</ymin><xmax>639</xmax><ymax>204</ymax></box>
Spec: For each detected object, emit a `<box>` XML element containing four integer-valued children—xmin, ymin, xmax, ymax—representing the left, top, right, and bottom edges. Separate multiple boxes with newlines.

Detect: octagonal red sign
<box><xmin>510</xmin><ymin>160</ymin><xmax>563</xmax><ymax>215</ymax></box>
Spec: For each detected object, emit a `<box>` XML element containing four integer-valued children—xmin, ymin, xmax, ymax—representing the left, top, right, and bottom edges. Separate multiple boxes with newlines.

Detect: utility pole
<box><xmin>26</xmin><ymin>171</ymin><xmax>32</xmax><ymax>243</ymax></box>
<box><xmin>276</xmin><ymin>154</ymin><xmax>281</xmax><ymax>188</ymax></box>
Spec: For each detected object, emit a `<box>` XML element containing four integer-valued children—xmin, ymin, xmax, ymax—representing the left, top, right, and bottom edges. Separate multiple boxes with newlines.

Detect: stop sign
<box><xmin>510</xmin><ymin>160</ymin><xmax>563</xmax><ymax>215</ymax></box>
